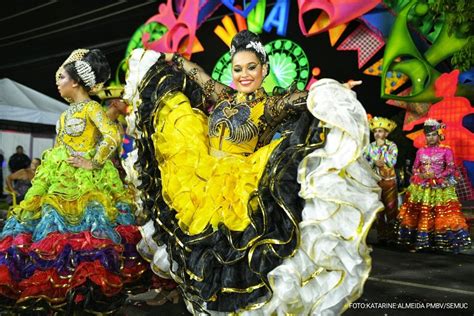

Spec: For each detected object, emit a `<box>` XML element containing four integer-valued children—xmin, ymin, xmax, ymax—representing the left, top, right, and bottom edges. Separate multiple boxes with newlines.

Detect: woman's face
<box><xmin>425</xmin><ymin>131</ymin><xmax>439</xmax><ymax>146</ymax></box>
<box><xmin>56</xmin><ymin>69</ymin><xmax>76</xmax><ymax>99</ymax></box>
<box><xmin>232</xmin><ymin>51</ymin><xmax>267</xmax><ymax>94</ymax></box>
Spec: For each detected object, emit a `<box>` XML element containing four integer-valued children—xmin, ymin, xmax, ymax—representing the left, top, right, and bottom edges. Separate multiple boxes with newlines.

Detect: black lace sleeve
<box><xmin>171</xmin><ymin>54</ymin><xmax>233</xmax><ymax>104</ymax></box>
<box><xmin>267</xmin><ymin>83</ymin><xmax>308</xmax><ymax>121</ymax></box>
<box><xmin>258</xmin><ymin>84</ymin><xmax>308</xmax><ymax>146</ymax></box>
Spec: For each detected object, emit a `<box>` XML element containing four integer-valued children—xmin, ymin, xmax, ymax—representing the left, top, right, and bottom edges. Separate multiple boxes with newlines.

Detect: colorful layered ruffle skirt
<box><xmin>396</xmin><ymin>183</ymin><xmax>471</xmax><ymax>252</ymax></box>
<box><xmin>0</xmin><ymin>146</ymin><xmax>148</xmax><ymax>313</ymax></box>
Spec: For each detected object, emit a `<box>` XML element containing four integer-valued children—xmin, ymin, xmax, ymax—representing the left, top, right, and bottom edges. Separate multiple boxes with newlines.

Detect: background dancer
<box><xmin>364</xmin><ymin>116</ymin><xmax>399</xmax><ymax>245</ymax></box>
<box><xmin>396</xmin><ymin>118</ymin><xmax>471</xmax><ymax>253</ymax></box>
<box><xmin>0</xmin><ymin>49</ymin><xmax>147</xmax><ymax>313</ymax></box>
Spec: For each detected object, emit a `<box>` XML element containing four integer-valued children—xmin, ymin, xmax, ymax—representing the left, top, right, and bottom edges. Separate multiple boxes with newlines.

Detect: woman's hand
<box><xmin>67</xmin><ymin>155</ymin><xmax>93</xmax><ymax>170</ymax></box>
<box><xmin>343</xmin><ymin>80</ymin><xmax>362</xmax><ymax>90</ymax></box>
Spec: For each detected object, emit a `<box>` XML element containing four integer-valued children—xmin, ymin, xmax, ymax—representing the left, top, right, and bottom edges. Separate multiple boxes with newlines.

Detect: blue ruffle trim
<box><xmin>0</xmin><ymin>218</ymin><xmax>38</xmax><ymax>239</ymax></box>
<box><xmin>0</xmin><ymin>201</ymin><xmax>135</xmax><ymax>244</ymax></box>
<box><xmin>397</xmin><ymin>226</ymin><xmax>471</xmax><ymax>252</ymax></box>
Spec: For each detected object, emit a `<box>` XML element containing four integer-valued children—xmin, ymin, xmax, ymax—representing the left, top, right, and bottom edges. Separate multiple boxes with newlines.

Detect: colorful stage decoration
<box><xmin>385</xmin><ymin>88</ymin><xmax>431</xmax><ymax>131</ymax></box>
<box><xmin>407</xmin><ymin>70</ymin><xmax>474</xmax><ymax>162</ymax></box>
<box><xmin>297</xmin><ymin>0</ymin><xmax>380</xmax><ymax>36</ymax></box>
<box><xmin>247</xmin><ymin>0</ymin><xmax>266</xmax><ymax>33</ymax></box>
<box><xmin>337</xmin><ymin>23</ymin><xmax>385</xmax><ymax>69</ymax></box>
<box><xmin>212</xmin><ymin>39</ymin><xmax>310</xmax><ymax>92</ymax></box>
<box><xmin>173</xmin><ymin>0</ymin><xmax>222</xmax><ymax>27</ymax></box>
<box><xmin>221</xmin><ymin>0</ymin><xmax>259</xmax><ymax>18</ymax></box>
<box><xmin>262</xmin><ymin>0</ymin><xmax>290</xmax><ymax>36</ymax></box>
<box><xmin>363</xmin><ymin>58</ymin><xmax>408</xmax><ymax>94</ymax></box>
<box><xmin>126</xmin><ymin>22</ymin><xmax>168</xmax><ymax>58</ymax></box>
<box><xmin>124</xmin><ymin>0</ymin><xmax>383</xmax><ymax>72</ymax></box>
<box><xmin>214</xmin><ymin>15</ymin><xmax>246</xmax><ymax>47</ymax></box>
<box><xmin>142</xmin><ymin>0</ymin><xmax>202</xmax><ymax>58</ymax></box>
<box><xmin>381</xmin><ymin>0</ymin><xmax>474</xmax><ymax>103</ymax></box>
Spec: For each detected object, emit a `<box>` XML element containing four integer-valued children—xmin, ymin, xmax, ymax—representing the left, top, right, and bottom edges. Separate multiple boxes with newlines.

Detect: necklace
<box><xmin>235</xmin><ymin>88</ymin><xmax>266</xmax><ymax>105</ymax></box>
<box><xmin>70</xmin><ymin>99</ymin><xmax>91</xmax><ymax>107</ymax></box>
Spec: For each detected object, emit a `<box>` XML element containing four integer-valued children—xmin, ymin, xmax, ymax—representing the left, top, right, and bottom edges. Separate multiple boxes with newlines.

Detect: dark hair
<box><xmin>33</xmin><ymin>158</ymin><xmax>41</xmax><ymax>164</ymax></box>
<box><xmin>63</xmin><ymin>49</ymin><xmax>111</xmax><ymax>91</ymax></box>
<box><xmin>230</xmin><ymin>30</ymin><xmax>268</xmax><ymax>65</ymax></box>
<box><xmin>16</xmin><ymin>145</ymin><xmax>23</xmax><ymax>150</ymax></box>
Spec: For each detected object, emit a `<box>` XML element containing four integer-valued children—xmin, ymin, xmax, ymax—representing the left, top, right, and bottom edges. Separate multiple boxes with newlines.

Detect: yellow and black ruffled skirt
<box><xmin>129</xmin><ymin>56</ymin><xmax>381</xmax><ymax>315</ymax></box>
<box><xmin>133</xmin><ymin>62</ymin><xmax>326</xmax><ymax>312</ymax></box>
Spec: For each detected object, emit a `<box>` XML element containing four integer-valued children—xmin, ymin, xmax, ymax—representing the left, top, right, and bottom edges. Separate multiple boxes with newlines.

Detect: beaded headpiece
<box><xmin>56</xmin><ymin>49</ymin><xmax>89</xmax><ymax>84</ymax></box>
<box><xmin>56</xmin><ymin>48</ymin><xmax>105</xmax><ymax>94</ymax></box>
<box><xmin>369</xmin><ymin>116</ymin><xmax>397</xmax><ymax>134</ymax></box>
<box><xmin>74</xmin><ymin>60</ymin><xmax>96</xmax><ymax>88</ymax></box>
<box><xmin>230</xmin><ymin>40</ymin><xmax>267</xmax><ymax>63</ymax></box>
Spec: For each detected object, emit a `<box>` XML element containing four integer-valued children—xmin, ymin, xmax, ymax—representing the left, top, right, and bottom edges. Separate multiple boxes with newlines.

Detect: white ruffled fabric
<box><xmin>239</xmin><ymin>79</ymin><xmax>382</xmax><ymax>316</ymax></box>
<box><xmin>123</xmin><ymin>48</ymin><xmax>162</xmax><ymax>139</ymax></box>
<box><xmin>122</xmin><ymin>49</ymin><xmax>162</xmax><ymax>224</ymax></box>
<box><xmin>137</xmin><ymin>220</ymin><xmax>172</xmax><ymax>279</ymax></box>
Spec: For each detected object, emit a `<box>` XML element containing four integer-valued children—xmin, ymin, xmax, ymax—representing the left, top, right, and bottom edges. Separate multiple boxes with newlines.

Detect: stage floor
<box><xmin>118</xmin><ymin>231</ymin><xmax>474</xmax><ymax>316</ymax></box>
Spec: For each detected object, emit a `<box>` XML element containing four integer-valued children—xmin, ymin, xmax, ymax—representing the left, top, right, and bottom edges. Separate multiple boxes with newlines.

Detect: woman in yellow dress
<box><xmin>125</xmin><ymin>31</ymin><xmax>382</xmax><ymax>315</ymax></box>
<box><xmin>0</xmin><ymin>49</ymin><xmax>147</xmax><ymax>313</ymax></box>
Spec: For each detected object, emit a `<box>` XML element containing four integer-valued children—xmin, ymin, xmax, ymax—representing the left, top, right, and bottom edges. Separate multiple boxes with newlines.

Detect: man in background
<box><xmin>364</xmin><ymin>117</ymin><xmax>399</xmax><ymax>245</ymax></box>
<box><xmin>8</xmin><ymin>145</ymin><xmax>31</xmax><ymax>174</ymax></box>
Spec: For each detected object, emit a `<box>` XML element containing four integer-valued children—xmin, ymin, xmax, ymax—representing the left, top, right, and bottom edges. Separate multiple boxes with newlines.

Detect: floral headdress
<box><xmin>230</xmin><ymin>40</ymin><xmax>267</xmax><ymax>63</ymax></box>
<box><xmin>423</xmin><ymin>118</ymin><xmax>445</xmax><ymax>139</ymax></box>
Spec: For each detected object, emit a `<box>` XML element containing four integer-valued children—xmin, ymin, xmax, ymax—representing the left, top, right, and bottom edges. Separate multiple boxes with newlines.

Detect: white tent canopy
<box><xmin>0</xmin><ymin>78</ymin><xmax>67</xmax><ymax>126</ymax></box>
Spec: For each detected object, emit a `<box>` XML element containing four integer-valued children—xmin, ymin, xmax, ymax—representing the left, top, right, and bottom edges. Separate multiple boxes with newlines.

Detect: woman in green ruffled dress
<box><xmin>0</xmin><ymin>48</ymin><xmax>147</xmax><ymax>313</ymax></box>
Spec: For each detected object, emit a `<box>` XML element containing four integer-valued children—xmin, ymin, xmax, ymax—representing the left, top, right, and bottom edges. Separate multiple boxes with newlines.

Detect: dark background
<box><xmin>0</xmin><ymin>0</ymin><xmax>415</xmax><ymax>159</ymax></box>
<box><xmin>0</xmin><ymin>0</ymin><xmax>399</xmax><ymax>115</ymax></box>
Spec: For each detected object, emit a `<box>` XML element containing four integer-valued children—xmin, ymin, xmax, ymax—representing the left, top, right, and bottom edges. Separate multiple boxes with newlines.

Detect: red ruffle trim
<box><xmin>398</xmin><ymin>200</ymin><xmax>469</xmax><ymax>232</ymax></box>
<box><xmin>116</xmin><ymin>225</ymin><xmax>141</xmax><ymax>244</ymax></box>
<box><xmin>0</xmin><ymin>265</ymin><xmax>20</xmax><ymax>299</ymax></box>
<box><xmin>0</xmin><ymin>233</ymin><xmax>32</xmax><ymax>253</ymax></box>
<box><xmin>0</xmin><ymin>225</ymin><xmax>148</xmax><ymax>302</ymax></box>
<box><xmin>18</xmin><ymin>260</ymin><xmax>123</xmax><ymax>302</ymax></box>
<box><xmin>1</xmin><ymin>261</ymin><xmax>148</xmax><ymax>302</ymax></box>
<box><xmin>0</xmin><ymin>225</ymin><xmax>141</xmax><ymax>258</ymax></box>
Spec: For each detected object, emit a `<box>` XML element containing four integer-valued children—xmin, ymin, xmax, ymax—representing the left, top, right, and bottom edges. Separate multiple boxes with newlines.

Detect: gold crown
<box><xmin>369</xmin><ymin>116</ymin><xmax>397</xmax><ymax>133</ymax></box>
<box><xmin>97</xmin><ymin>85</ymin><xmax>124</xmax><ymax>100</ymax></box>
